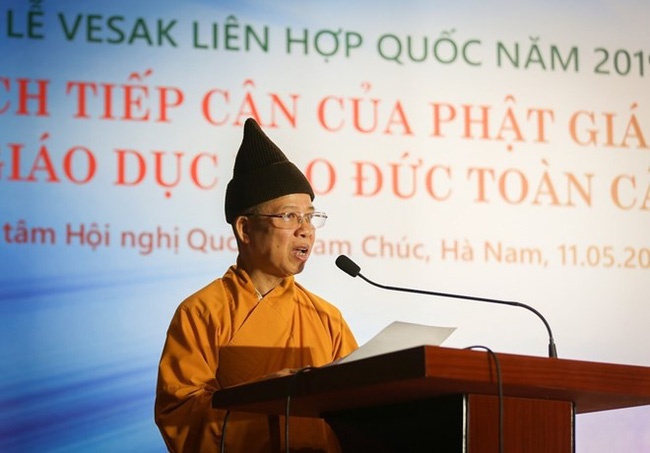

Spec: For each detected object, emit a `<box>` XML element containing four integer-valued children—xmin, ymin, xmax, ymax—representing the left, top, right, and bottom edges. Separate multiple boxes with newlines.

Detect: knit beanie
<box><xmin>225</xmin><ymin>118</ymin><xmax>315</xmax><ymax>223</ymax></box>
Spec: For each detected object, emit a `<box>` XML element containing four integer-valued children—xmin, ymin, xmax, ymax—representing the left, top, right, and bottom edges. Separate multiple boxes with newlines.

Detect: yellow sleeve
<box><xmin>333</xmin><ymin>313</ymin><xmax>359</xmax><ymax>360</ymax></box>
<box><xmin>154</xmin><ymin>304</ymin><xmax>224</xmax><ymax>452</ymax></box>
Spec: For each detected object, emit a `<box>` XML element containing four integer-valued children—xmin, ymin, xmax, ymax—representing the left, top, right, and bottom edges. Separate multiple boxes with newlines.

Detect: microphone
<box><xmin>335</xmin><ymin>255</ymin><xmax>558</xmax><ymax>358</ymax></box>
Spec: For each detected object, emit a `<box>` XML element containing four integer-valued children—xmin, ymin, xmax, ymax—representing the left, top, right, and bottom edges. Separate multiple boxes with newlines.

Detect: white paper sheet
<box><xmin>336</xmin><ymin>321</ymin><xmax>456</xmax><ymax>364</ymax></box>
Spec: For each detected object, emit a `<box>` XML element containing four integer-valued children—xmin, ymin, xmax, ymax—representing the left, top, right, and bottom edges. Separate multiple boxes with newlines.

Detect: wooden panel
<box><xmin>324</xmin><ymin>394</ymin><xmax>574</xmax><ymax>452</ymax></box>
<box><xmin>467</xmin><ymin>395</ymin><xmax>574</xmax><ymax>453</ymax></box>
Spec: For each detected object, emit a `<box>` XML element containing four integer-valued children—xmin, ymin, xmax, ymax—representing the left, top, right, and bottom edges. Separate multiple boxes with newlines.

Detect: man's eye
<box><xmin>283</xmin><ymin>213</ymin><xmax>297</xmax><ymax>221</ymax></box>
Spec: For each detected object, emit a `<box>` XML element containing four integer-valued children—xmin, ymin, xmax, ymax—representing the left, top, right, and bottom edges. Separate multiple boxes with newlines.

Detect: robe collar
<box><xmin>228</xmin><ymin>265</ymin><xmax>295</xmax><ymax>302</ymax></box>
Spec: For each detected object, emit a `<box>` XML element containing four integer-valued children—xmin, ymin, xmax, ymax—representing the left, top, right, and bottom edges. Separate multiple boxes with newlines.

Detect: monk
<box><xmin>154</xmin><ymin>118</ymin><xmax>358</xmax><ymax>452</ymax></box>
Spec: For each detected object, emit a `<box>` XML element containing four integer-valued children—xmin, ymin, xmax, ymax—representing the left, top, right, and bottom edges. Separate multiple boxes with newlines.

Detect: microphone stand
<box><xmin>355</xmin><ymin>271</ymin><xmax>558</xmax><ymax>359</ymax></box>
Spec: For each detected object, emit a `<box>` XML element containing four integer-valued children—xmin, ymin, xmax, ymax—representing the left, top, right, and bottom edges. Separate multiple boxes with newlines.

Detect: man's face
<box><xmin>244</xmin><ymin>193</ymin><xmax>316</xmax><ymax>278</ymax></box>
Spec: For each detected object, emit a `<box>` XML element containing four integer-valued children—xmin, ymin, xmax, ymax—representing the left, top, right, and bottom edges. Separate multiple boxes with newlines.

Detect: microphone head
<box><xmin>335</xmin><ymin>255</ymin><xmax>361</xmax><ymax>277</ymax></box>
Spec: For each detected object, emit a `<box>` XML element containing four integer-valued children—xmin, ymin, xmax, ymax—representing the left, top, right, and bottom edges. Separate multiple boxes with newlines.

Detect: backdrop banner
<box><xmin>1</xmin><ymin>1</ymin><xmax>649</xmax><ymax>451</ymax></box>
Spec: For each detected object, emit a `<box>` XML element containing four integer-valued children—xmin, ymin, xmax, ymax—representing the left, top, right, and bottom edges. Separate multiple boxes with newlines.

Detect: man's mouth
<box><xmin>294</xmin><ymin>246</ymin><xmax>310</xmax><ymax>259</ymax></box>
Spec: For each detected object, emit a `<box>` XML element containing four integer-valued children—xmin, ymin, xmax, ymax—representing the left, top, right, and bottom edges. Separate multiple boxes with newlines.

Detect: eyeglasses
<box><xmin>246</xmin><ymin>211</ymin><xmax>328</xmax><ymax>229</ymax></box>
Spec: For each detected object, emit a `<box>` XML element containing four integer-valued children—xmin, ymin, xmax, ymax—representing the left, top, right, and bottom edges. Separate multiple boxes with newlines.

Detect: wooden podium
<box><xmin>212</xmin><ymin>346</ymin><xmax>650</xmax><ymax>452</ymax></box>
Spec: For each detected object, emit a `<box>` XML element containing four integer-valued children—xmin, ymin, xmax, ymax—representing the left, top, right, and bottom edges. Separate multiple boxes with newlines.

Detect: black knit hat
<box><xmin>225</xmin><ymin>118</ymin><xmax>315</xmax><ymax>223</ymax></box>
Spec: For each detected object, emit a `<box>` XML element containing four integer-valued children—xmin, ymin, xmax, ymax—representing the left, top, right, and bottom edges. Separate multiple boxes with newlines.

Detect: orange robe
<box><xmin>155</xmin><ymin>265</ymin><xmax>358</xmax><ymax>452</ymax></box>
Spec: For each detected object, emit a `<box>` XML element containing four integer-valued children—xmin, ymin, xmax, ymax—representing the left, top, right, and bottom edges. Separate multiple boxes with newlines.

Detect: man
<box><xmin>155</xmin><ymin>118</ymin><xmax>358</xmax><ymax>452</ymax></box>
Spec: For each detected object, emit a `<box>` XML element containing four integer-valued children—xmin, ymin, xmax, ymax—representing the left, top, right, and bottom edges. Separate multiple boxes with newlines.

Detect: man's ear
<box><xmin>234</xmin><ymin>216</ymin><xmax>251</xmax><ymax>244</ymax></box>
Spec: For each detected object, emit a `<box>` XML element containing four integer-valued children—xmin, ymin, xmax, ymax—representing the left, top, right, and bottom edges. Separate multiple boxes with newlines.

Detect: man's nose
<box><xmin>295</xmin><ymin>217</ymin><xmax>314</xmax><ymax>236</ymax></box>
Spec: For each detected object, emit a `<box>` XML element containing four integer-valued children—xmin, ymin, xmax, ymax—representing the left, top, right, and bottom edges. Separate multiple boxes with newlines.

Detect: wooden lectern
<box><xmin>212</xmin><ymin>346</ymin><xmax>650</xmax><ymax>452</ymax></box>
